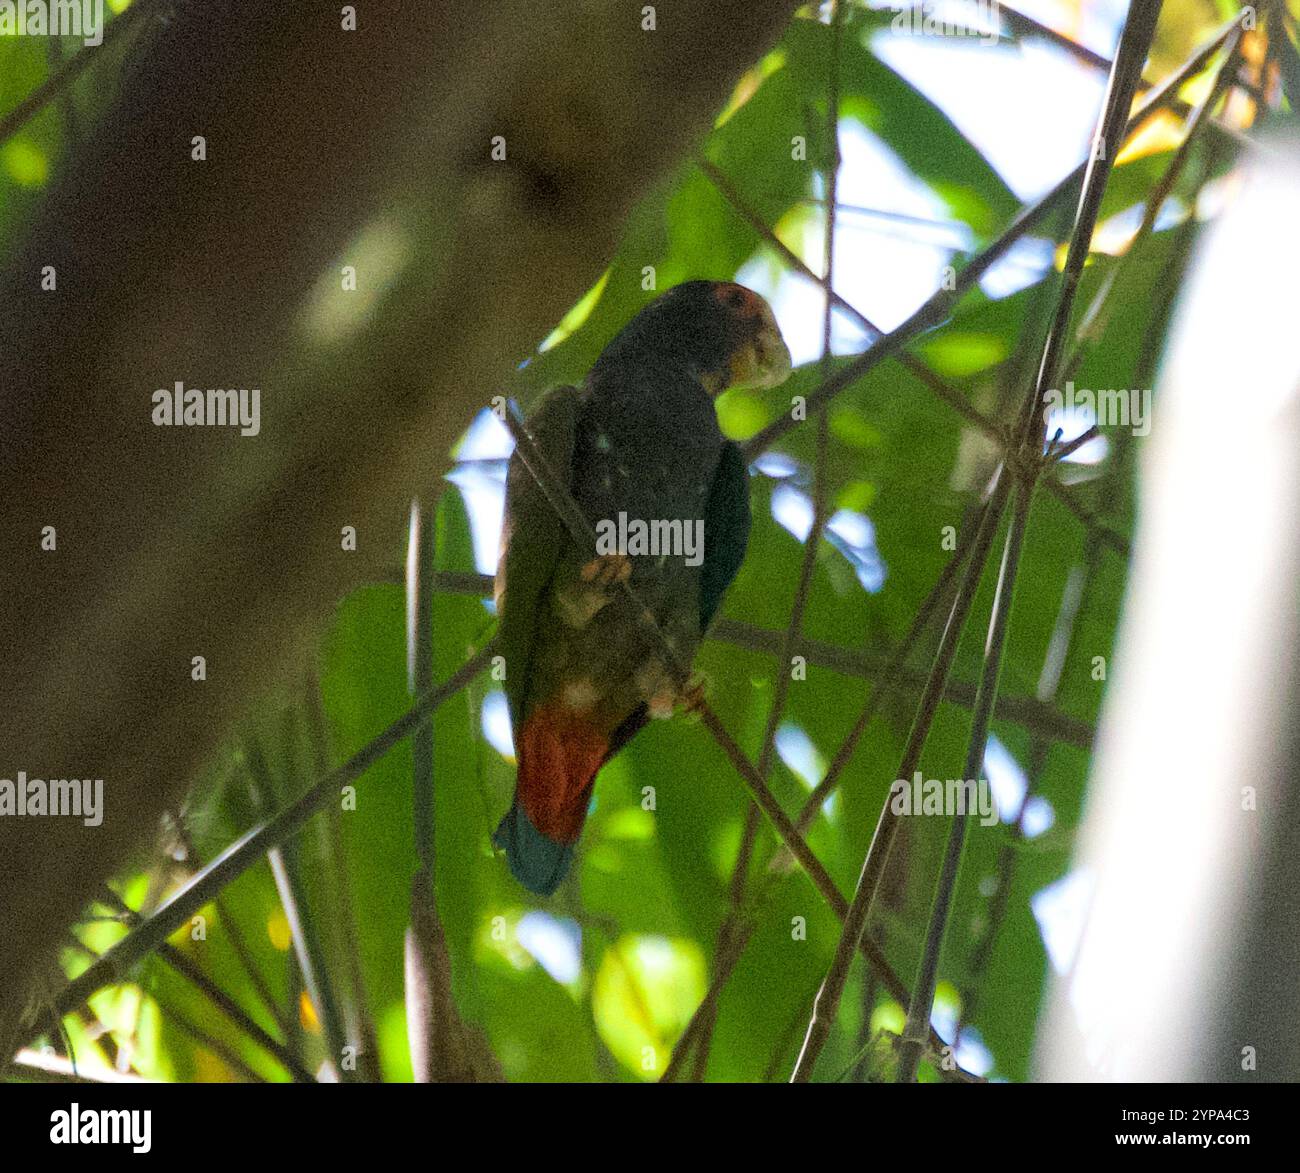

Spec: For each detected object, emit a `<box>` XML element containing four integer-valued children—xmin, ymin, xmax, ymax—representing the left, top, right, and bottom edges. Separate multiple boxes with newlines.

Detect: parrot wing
<box><xmin>602</xmin><ymin>439</ymin><xmax>751</xmax><ymax>764</ymax></box>
<box><xmin>698</xmin><ymin>439</ymin><xmax>752</xmax><ymax>630</ymax></box>
<box><xmin>495</xmin><ymin>385</ymin><xmax>585</xmax><ymax>732</ymax></box>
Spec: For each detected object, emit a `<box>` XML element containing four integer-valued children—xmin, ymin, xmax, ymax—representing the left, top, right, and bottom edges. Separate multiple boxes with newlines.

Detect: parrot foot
<box><xmin>556</xmin><ymin>554</ymin><xmax>632</xmax><ymax>628</ymax></box>
<box><xmin>678</xmin><ymin>673</ymin><xmax>709</xmax><ymax>717</ymax></box>
<box><xmin>645</xmin><ymin>671</ymin><xmax>709</xmax><ymax>721</ymax></box>
<box><xmin>579</xmin><ymin>553</ymin><xmax>632</xmax><ymax>589</ymax></box>
<box><xmin>647</xmin><ymin>688</ymin><xmax>675</xmax><ymax>720</ymax></box>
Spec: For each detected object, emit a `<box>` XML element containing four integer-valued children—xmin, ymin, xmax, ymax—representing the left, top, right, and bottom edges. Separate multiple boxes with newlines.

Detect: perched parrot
<box><xmin>493</xmin><ymin>280</ymin><xmax>792</xmax><ymax>895</ymax></box>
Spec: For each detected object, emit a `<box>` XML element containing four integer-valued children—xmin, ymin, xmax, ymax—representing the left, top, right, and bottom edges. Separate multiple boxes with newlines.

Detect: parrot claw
<box><xmin>643</xmin><ymin>667</ymin><xmax>708</xmax><ymax>720</ymax></box>
<box><xmin>678</xmin><ymin>673</ymin><xmax>709</xmax><ymax>717</ymax></box>
<box><xmin>647</xmin><ymin>689</ymin><xmax>675</xmax><ymax>720</ymax></box>
<box><xmin>579</xmin><ymin>553</ymin><xmax>632</xmax><ymax>588</ymax></box>
<box><xmin>640</xmin><ymin>662</ymin><xmax>707</xmax><ymax>721</ymax></box>
<box><xmin>556</xmin><ymin>554</ymin><xmax>632</xmax><ymax>628</ymax></box>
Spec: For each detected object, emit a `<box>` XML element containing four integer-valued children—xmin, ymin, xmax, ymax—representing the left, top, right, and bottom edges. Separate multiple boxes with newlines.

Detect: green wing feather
<box><xmin>496</xmin><ymin>386</ymin><xmax>585</xmax><ymax>732</ymax></box>
<box><xmin>699</xmin><ymin>440</ymin><xmax>752</xmax><ymax>630</ymax></box>
<box><xmin>604</xmin><ymin>440</ymin><xmax>750</xmax><ymax>764</ymax></box>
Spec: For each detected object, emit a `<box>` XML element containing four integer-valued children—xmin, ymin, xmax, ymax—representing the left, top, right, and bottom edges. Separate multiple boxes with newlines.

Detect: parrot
<box><xmin>493</xmin><ymin>279</ymin><xmax>792</xmax><ymax>895</ymax></box>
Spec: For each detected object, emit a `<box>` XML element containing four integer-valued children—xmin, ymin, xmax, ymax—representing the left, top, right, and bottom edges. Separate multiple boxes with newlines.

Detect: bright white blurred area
<box><xmin>516</xmin><ymin>912</ymin><xmax>583</xmax><ymax>985</ymax></box>
<box><xmin>1031</xmin><ymin>866</ymin><xmax>1094</xmax><ymax>975</ymax></box>
<box><xmin>446</xmin><ymin>408</ymin><xmax>511</xmax><ymax>576</ymax></box>
<box><xmin>481</xmin><ymin>689</ymin><xmax>514</xmax><ymax>760</ymax></box>
<box><xmin>932</xmin><ymin>999</ymin><xmax>996</xmax><ymax>1077</ymax></box>
<box><xmin>984</xmin><ymin>732</ymin><xmax>1055</xmax><ymax>837</ymax></box>
<box><xmin>1039</xmin><ymin>148</ymin><xmax>1300</xmax><ymax>1080</ymax></box>
<box><xmin>775</xmin><ymin>723</ymin><xmax>840</xmax><ymax>819</ymax></box>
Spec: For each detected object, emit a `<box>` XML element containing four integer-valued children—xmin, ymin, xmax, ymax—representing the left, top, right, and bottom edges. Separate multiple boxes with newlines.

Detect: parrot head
<box><xmin>594</xmin><ymin>280</ymin><xmax>792</xmax><ymax>395</ymax></box>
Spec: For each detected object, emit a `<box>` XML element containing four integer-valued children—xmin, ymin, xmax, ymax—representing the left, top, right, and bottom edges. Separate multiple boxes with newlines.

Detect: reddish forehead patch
<box><xmin>712</xmin><ymin>282</ymin><xmax>765</xmax><ymax>319</ymax></box>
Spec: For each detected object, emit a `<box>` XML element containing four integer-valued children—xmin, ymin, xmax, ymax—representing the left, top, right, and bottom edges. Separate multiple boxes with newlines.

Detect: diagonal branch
<box><xmin>791</xmin><ymin>498</ymin><xmax>991</xmax><ymax>837</ymax></box>
<box><xmin>699</xmin><ymin>157</ymin><xmax>1004</xmax><ymax>444</ymax></box>
<box><xmin>98</xmin><ymin>889</ymin><xmax>314</xmax><ymax>1083</ymax></box>
<box><xmin>788</xmin><ymin>470</ymin><xmax>1011</xmax><ymax>1081</ymax></box>
<box><xmin>704</xmin><ymin>151</ymin><xmax>1132</xmax><ymax>567</ymax></box>
<box><xmin>1061</xmin><ymin>23</ymin><xmax>1246</xmax><ymax>384</ymax></box>
<box><xmin>895</xmin><ymin>479</ymin><xmax>1032</xmax><ymax>1081</ymax></box>
<box><xmin>46</xmin><ymin>643</ymin><xmax>497</xmax><ymax>1026</ymax></box>
<box><xmin>1017</xmin><ymin>1</ymin><xmax>1168</xmax><ymax>449</ymax></box>
<box><xmin>956</xmin><ymin>549</ymin><xmax>1096</xmax><ymax>1041</ymax></box>
<box><xmin>0</xmin><ymin>2</ymin><xmax>156</xmax><ymax>147</ymax></box>
<box><xmin>243</xmin><ymin>733</ymin><xmax>352</xmax><ymax>1078</ymax></box>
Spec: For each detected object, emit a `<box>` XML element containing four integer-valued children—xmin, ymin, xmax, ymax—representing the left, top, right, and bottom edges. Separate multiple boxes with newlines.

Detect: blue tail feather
<box><xmin>493</xmin><ymin>799</ymin><xmax>574</xmax><ymax>896</ymax></box>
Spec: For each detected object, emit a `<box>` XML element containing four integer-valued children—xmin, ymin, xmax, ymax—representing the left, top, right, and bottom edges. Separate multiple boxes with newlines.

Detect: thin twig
<box><xmin>66</xmin><ymin>931</ymin><xmax>268</xmax><ymax>1083</ymax></box>
<box><xmin>699</xmin><ymin>157</ymin><xmax>1004</xmax><ymax>447</ymax></box>
<box><xmin>956</xmin><ymin>552</ymin><xmax>1095</xmax><ymax>1040</ymax></box>
<box><xmin>662</xmin><ymin>918</ymin><xmax>756</xmax><ymax>1082</ymax></box>
<box><xmin>668</xmin><ymin>510</ymin><xmax>986</xmax><ymax>1080</ymax></box>
<box><xmin>243</xmin><ymin>733</ymin><xmax>352</xmax><ymax>1079</ymax></box>
<box><xmin>794</xmin><ymin>498</ymin><xmax>990</xmax><ymax>834</ymax></box>
<box><xmin>1017</xmin><ymin>1</ymin><xmax>1165</xmax><ymax>448</ymax></box>
<box><xmin>98</xmin><ymin>889</ymin><xmax>314</xmax><ymax>1082</ymax></box>
<box><xmin>789</xmin><ymin>471</ymin><xmax>1011</xmax><ymax>1081</ymax></box>
<box><xmin>998</xmin><ymin>2</ymin><xmax>1148</xmax><ymax>85</ymax></box>
<box><xmin>686</xmin><ymin>1</ymin><xmax>846</xmax><ymax>1083</ymax></box>
<box><xmin>305</xmin><ymin>670</ymin><xmax>382</xmax><ymax>1082</ymax></box>
<box><xmin>408</xmin><ymin>498</ymin><xmax>438</xmax><ymax>875</ymax></box>
<box><xmin>47</xmin><ymin>644</ymin><xmax>497</xmax><ymax>1024</ymax></box>
<box><xmin>151</xmin><ymin>999</ymin><xmax>267</xmax><ymax>1083</ymax></box>
<box><xmin>1062</xmin><ymin>24</ymin><xmax>1246</xmax><ymax>383</ymax></box>
<box><xmin>7</xmin><ymin>1049</ymin><xmax>153</xmax><ymax>1084</ymax></box>
<box><xmin>1048</xmin><ymin>425</ymin><xmax>1101</xmax><ymax>463</ymax></box>
<box><xmin>167</xmin><ymin>815</ymin><xmax>292</xmax><ymax>1040</ymax></box>
<box><xmin>896</xmin><ymin>479</ymin><xmax>1032</xmax><ymax>1081</ymax></box>
<box><xmin>1040</xmin><ymin>477</ymin><xmax>1130</xmax><ymax>556</ymax></box>
<box><xmin>0</xmin><ymin>2</ymin><xmax>154</xmax><ymax>147</ymax></box>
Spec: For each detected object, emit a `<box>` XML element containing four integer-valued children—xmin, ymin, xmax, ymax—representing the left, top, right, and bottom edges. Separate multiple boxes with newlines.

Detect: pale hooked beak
<box><xmin>700</xmin><ymin>282</ymin><xmax>794</xmax><ymax>396</ymax></box>
<box><xmin>734</xmin><ymin>303</ymin><xmax>793</xmax><ymax>391</ymax></box>
<box><xmin>721</xmin><ymin>301</ymin><xmax>792</xmax><ymax>394</ymax></box>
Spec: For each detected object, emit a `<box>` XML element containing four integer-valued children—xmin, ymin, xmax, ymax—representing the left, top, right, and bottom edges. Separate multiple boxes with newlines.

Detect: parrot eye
<box><xmin>715</xmin><ymin>283</ymin><xmax>757</xmax><ymax>317</ymax></box>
